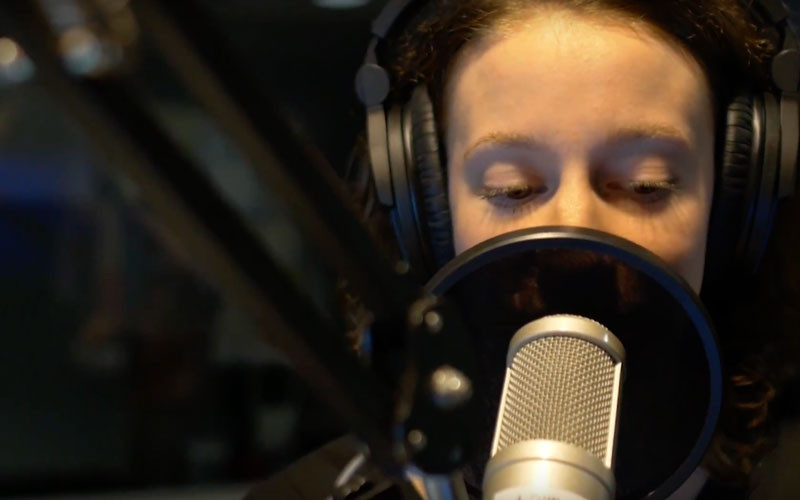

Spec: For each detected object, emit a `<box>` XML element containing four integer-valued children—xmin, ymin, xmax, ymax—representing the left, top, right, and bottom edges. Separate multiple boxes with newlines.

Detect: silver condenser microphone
<box><xmin>483</xmin><ymin>314</ymin><xmax>626</xmax><ymax>500</ymax></box>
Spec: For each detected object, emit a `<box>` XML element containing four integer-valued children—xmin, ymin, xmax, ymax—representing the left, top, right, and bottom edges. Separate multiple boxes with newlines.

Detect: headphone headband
<box><xmin>371</xmin><ymin>0</ymin><xmax>419</xmax><ymax>38</ymax></box>
<box><xmin>358</xmin><ymin>0</ymin><xmax>799</xmax><ymax>99</ymax></box>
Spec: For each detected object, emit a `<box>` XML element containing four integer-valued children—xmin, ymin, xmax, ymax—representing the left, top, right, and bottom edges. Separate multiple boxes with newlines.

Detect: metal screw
<box><xmin>394</xmin><ymin>260</ymin><xmax>410</xmax><ymax>275</ymax></box>
<box><xmin>423</xmin><ymin>310</ymin><xmax>443</xmax><ymax>334</ymax></box>
<box><xmin>407</xmin><ymin>296</ymin><xmax>437</xmax><ymax>330</ymax></box>
<box><xmin>59</xmin><ymin>26</ymin><xmax>122</xmax><ymax>77</ymax></box>
<box><xmin>407</xmin><ymin>429</ymin><xmax>427</xmax><ymax>451</ymax></box>
<box><xmin>430</xmin><ymin>365</ymin><xmax>473</xmax><ymax>409</ymax></box>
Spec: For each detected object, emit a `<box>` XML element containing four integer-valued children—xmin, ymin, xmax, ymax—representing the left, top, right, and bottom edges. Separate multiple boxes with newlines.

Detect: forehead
<box><xmin>443</xmin><ymin>10</ymin><xmax>714</xmax><ymax>157</ymax></box>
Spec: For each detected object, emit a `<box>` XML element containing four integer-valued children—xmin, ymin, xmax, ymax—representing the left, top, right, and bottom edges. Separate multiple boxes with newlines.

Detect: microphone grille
<box><xmin>496</xmin><ymin>335</ymin><xmax>618</xmax><ymax>463</ymax></box>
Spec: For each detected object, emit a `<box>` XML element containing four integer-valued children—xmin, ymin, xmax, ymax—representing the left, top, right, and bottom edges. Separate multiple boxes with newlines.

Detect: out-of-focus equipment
<box><xmin>0</xmin><ymin>1</ymin><xmax>482</xmax><ymax>499</ymax></box>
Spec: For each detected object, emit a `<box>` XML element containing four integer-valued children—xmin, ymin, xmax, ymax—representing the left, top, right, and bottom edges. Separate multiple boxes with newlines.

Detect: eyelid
<box><xmin>609</xmin><ymin>178</ymin><xmax>679</xmax><ymax>204</ymax></box>
<box><xmin>626</xmin><ymin>178</ymin><xmax>678</xmax><ymax>187</ymax></box>
<box><xmin>605</xmin><ymin>177</ymin><xmax>677</xmax><ymax>190</ymax></box>
<box><xmin>615</xmin><ymin>157</ymin><xmax>681</xmax><ymax>180</ymax></box>
<box><xmin>462</xmin><ymin>146</ymin><xmax>557</xmax><ymax>187</ymax></box>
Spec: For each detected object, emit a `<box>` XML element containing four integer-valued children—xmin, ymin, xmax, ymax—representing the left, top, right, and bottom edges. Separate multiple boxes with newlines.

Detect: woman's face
<box><xmin>444</xmin><ymin>9</ymin><xmax>716</xmax><ymax>293</ymax></box>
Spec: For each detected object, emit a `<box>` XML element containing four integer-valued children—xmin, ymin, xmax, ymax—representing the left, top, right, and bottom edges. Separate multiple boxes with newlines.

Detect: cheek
<box><xmin>623</xmin><ymin>206</ymin><xmax>709</xmax><ymax>292</ymax></box>
<box><xmin>452</xmin><ymin>217</ymin><xmax>502</xmax><ymax>255</ymax></box>
<box><xmin>628</xmin><ymin>170</ymin><xmax>714</xmax><ymax>292</ymax></box>
<box><xmin>449</xmin><ymin>182</ymin><xmax>518</xmax><ymax>254</ymax></box>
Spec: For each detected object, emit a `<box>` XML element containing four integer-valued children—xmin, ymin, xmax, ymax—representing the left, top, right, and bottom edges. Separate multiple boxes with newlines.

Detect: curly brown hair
<box><xmin>344</xmin><ymin>0</ymin><xmax>800</xmax><ymax>491</ymax></box>
<box><xmin>382</xmin><ymin>0</ymin><xmax>779</xmax><ymax>139</ymax></box>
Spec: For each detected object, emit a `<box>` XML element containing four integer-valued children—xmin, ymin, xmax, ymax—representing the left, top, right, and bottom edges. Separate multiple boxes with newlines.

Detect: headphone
<box><xmin>354</xmin><ymin>0</ymin><xmax>800</xmax><ymax>284</ymax></box>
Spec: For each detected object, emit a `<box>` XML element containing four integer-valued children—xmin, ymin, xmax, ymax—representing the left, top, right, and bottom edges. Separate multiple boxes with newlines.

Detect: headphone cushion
<box><xmin>407</xmin><ymin>85</ymin><xmax>454</xmax><ymax>269</ymax></box>
<box><xmin>706</xmin><ymin>94</ymin><xmax>757</xmax><ymax>282</ymax></box>
<box><xmin>720</xmin><ymin>95</ymin><xmax>755</xmax><ymax>204</ymax></box>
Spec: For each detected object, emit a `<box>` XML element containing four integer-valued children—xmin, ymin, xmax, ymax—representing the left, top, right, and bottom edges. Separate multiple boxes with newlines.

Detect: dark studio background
<box><xmin>0</xmin><ymin>1</ymin><xmax>379</xmax><ymax>498</ymax></box>
<box><xmin>1</xmin><ymin>1</ymin><xmax>800</xmax><ymax>499</ymax></box>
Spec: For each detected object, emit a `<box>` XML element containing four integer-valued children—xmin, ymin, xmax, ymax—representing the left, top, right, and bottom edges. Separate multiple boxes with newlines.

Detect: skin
<box><xmin>443</xmin><ymin>8</ymin><xmax>716</xmax><ymax>294</ymax></box>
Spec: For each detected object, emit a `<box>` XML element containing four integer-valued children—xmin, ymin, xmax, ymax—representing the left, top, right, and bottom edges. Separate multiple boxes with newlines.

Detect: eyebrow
<box><xmin>462</xmin><ymin>124</ymin><xmax>692</xmax><ymax>164</ymax></box>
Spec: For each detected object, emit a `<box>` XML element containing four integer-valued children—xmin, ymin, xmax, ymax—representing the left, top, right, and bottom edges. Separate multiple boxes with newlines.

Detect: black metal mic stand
<box><xmin>0</xmin><ymin>1</ymin><xmax>479</xmax><ymax>498</ymax></box>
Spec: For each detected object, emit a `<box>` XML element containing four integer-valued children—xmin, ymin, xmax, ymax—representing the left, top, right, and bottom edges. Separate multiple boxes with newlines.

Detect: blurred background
<box><xmin>0</xmin><ymin>0</ymin><xmax>383</xmax><ymax>498</ymax></box>
<box><xmin>2</xmin><ymin>0</ymin><xmax>800</xmax><ymax>499</ymax></box>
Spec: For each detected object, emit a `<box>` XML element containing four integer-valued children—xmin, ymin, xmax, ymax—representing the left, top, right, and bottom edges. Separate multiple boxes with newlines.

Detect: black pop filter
<box><xmin>424</xmin><ymin>226</ymin><xmax>722</xmax><ymax>500</ymax></box>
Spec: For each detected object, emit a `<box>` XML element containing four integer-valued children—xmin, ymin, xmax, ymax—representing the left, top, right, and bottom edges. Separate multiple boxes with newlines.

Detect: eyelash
<box><xmin>478</xmin><ymin>179</ymin><xmax>679</xmax><ymax>213</ymax></box>
<box><xmin>612</xmin><ymin>179</ymin><xmax>680</xmax><ymax>202</ymax></box>
<box><xmin>478</xmin><ymin>184</ymin><xmax>543</xmax><ymax>215</ymax></box>
<box><xmin>479</xmin><ymin>185</ymin><xmax>546</xmax><ymax>201</ymax></box>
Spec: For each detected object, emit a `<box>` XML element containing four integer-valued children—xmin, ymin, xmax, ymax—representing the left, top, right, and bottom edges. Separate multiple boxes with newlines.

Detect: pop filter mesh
<box><xmin>426</xmin><ymin>233</ymin><xmax>719</xmax><ymax>499</ymax></box>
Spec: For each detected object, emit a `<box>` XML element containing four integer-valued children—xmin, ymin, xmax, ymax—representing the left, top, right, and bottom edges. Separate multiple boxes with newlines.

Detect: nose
<box><xmin>545</xmin><ymin>164</ymin><xmax>602</xmax><ymax>229</ymax></box>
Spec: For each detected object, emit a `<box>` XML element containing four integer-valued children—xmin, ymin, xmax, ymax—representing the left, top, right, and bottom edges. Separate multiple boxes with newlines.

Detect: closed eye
<box><xmin>479</xmin><ymin>184</ymin><xmax>547</xmax><ymax>203</ymax></box>
<box><xmin>606</xmin><ymin>179</ymin><xmax>679</xmax><ymax>203</ymax></box>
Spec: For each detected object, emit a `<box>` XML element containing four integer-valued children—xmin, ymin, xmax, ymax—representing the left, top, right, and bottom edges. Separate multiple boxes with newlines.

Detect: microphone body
<box><xmin>483</xmin><ymin>314</ymin><xmax>625</xmax><ymax>500</ymax></box>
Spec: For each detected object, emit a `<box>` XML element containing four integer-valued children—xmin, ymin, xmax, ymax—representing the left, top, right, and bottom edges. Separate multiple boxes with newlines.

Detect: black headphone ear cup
<box><xmin>705</xmin><ymin>94</ymin><xmax>759</xmax><ymax>286</ymax></box>
<box><xmin>406</xmin><ymin>85</ymin><xmax>455</xmax><ymax>270</ymax></box>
